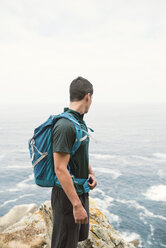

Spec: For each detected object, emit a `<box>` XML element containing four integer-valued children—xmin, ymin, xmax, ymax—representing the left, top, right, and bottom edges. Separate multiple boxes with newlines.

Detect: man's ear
<box><xmin>84</xmin><ymin>93</ymin><xmax>89</xmax><ymax>102</ymax></box>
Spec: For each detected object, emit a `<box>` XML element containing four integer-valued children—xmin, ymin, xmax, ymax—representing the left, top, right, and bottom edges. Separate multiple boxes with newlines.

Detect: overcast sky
<box><xmin>0</xmin><ymin>0</ymin><xmax>166</xmax><ymax>105</ymax></box>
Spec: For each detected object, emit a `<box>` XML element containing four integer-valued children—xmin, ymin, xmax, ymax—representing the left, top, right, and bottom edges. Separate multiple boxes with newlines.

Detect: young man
<box><xmin>51</xmin><ymin>77</ymin><xmax>97</xmax><ymax>248</ymax></box>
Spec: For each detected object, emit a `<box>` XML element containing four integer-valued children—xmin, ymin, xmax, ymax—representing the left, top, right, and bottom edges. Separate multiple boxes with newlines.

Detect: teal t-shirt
<box><xmin>52</xmin><ymin>108</ymin><xmax>89</xmax><ymax>195</ymax></box>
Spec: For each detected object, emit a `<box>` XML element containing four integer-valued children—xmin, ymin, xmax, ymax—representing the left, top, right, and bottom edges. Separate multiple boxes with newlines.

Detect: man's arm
<box><xmin>88</xmin><ymin>164</ymin><xmax>97</xmax><ymax>190</ymax></box>
<box><xmin>53</xmin><ymin>152</ymin><xmax>88</xmax><ymax>224</ymax></box>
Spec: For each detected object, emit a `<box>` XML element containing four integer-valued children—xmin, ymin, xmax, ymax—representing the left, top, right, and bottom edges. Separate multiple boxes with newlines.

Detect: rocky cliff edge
<box><xmin>0</xmin><ymin>197</ymin><xmax>139</xmax><ymax>248</ymax></box>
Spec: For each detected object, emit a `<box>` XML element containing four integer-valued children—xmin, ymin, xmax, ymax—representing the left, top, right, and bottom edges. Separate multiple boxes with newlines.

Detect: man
<box><xmin>51</xmin><ymin>76</ymin><xmax>97</xmax><ymax>248</ymax></box>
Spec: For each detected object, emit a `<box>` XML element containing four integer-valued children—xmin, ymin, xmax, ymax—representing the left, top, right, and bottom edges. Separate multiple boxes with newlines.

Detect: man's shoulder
<box><xmin>52</xmin><ymin>117</ymin><xmax>76</xmax><ymax>153</ymax></box>
<box><xmin>53</xmin><ymin>117</ymin><xmax>75</xmax><ymax>132</ymax></box>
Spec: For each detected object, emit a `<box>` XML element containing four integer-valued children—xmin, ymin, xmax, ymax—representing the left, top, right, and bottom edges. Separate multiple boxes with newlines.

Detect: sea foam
<box><xmin>116</xmin><ymin>198</ymin><xmax>166</xmax><ymax>221</ymax></box>
<box><xmin>90</xmin><ymin>153</ymin><xmax>117</xmax><ymax>160</ymax></box>
<box><xmin>143</xmin><ymin>184</ymin><xmax>166</xmax><ymax>202</ymax></box>
<box><xmin>90</xmin><ymin>188</ymin><xmax>121</xmax><ymax>224</ymax></box>
<box><xmin>0</xmin><ymin>194</ymin><xmax>34</xmax><ymax>208</ymax></box>
<box><xmin>6</xmin><ymin>164</ymin><xmax>32</xmax><ymax>170</ymax></box>
<box><xmin>93</xmin><ymin>167</ymin><xmax>122</xmax><ymax>179</ymax></box>
<box><xmin>160</xmin><ymin>243</ymin><xmax>166</xmax><ymax>247</ymax></box>
<box><xmin>8</xmin><ymin>174</ymin><xmax>35</xmax><ymax>192</ymax></box>
<box><xmin>0</xmin><ymin>153</ymin><xmax>6</xmax><ymax>161</ymax></box>
<box><xmin>153</xmin><ymin>153</ymin><xmax>166</xmax><ymax>161</ymax></box>
<box><xmin>119</xmin><ymin>231</ymin><xmax>141</xmax><ymax>243</ymax></box>
<box><xmin>157</xmin><ymin>170</ymin><xmax>165</xmax><ymax>178</ymax></box>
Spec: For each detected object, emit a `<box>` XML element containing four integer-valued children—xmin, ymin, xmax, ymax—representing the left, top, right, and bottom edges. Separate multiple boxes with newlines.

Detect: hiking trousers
<box><xmin>51</xmin><ymin>185</ymin><xmax>89</xmax><ymax>248</ymax></box>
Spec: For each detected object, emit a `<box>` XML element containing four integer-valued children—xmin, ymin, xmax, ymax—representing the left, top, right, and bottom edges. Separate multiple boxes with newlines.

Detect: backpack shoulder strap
<box><xmin>55</xmin><ymin>112</ymin><xmax>83</xmax><ymax>156</ymax></box>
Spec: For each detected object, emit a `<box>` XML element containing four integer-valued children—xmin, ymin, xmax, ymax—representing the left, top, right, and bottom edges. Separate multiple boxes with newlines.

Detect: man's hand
<box><xmin>73</xmin><ymin>203</ymin><xmax>88</xmax><ymax>224</ymax></box>
<box><xmin>88</xmin><ymin>174</ymin><xmax>97</xmax><ymax>190</ymax></box>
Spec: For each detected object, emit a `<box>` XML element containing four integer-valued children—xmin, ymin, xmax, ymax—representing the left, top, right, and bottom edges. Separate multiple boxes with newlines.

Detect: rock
<box><xmin>39</xmin><ymin>201</ymin><xmax>52</xmax><ymax>248</ymax></box>
<box><xmin>0</xmin><ymin>204</ymin><xmax>37</xmax><ymax>233</ymax></box>
<box><xmin>129</xmin><ymin>240</ymin><xmax>140</xmax><ymax>247</ymax></box>
<box><xmin>0</xmin><ymin>203</ymin><xmax>46</xmax><ymax>248</ymax></box>
<box><xmin>0</xmin><ymin>198</ymin><xmax>139</xmax><ymax>248</ymax></box>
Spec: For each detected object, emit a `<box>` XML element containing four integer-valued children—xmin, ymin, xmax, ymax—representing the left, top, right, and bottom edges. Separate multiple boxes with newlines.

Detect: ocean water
<box><xmin>0</xmin><ymin>102</ymin><xmax>166</xmax><ymax>248</ymax></box>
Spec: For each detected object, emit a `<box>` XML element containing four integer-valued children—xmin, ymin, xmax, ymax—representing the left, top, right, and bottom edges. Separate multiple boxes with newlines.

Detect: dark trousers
<box><xmin>51</xmin><ymin>186</ymin><xmax>89</xmax><ymax>248</ymax></box>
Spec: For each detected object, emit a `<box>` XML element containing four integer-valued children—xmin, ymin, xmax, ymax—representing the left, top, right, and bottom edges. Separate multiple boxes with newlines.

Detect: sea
<box><xmin>0</xmin><ymin>102</ymin><xmax>166</xmax><ymax>248</ymax></box>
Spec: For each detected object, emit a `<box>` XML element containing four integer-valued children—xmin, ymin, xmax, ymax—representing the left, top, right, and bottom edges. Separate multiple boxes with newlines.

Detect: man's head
<box><xmin>70</xmin><ymin>76</ymin><xmax>93</xmax><ymax>113</ymax></box>
<box><xmin>70</xmin><ymin>76</ymin><xmax>93</xmax><ymax>101</ymax></box>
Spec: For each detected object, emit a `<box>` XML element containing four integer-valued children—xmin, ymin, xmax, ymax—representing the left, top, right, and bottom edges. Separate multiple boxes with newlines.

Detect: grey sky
<box><xmin>0</xmin><ymin>0</ymin><xmax>166</xmax><ymax>104</ymax></box>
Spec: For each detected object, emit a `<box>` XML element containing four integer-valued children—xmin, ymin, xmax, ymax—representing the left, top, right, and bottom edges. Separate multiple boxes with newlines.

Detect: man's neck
<box><xmin>69</xmin><ymin>101</ymin><xmax>85</xmax><ymax>115</ymax></box>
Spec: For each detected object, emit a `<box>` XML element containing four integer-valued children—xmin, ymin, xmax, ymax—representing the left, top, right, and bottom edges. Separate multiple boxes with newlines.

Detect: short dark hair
<box><xmin>70</xmin><ymin>76</ymin><xmax>93</xmax><ymax>102</ymax></box>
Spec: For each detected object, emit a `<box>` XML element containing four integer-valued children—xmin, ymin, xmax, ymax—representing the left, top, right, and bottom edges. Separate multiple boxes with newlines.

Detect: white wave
<box><xmin>16</xmin><ymin>149</ymin><xmax>29</xmax><ymax>153</ymax></box>
<box><xmin>92</xmin><ymin>195</ymin><xmax>114</xmax><ymax>209</ymax></box>
<box><xmin>157</xmin><ymin>170</ymin><xmax>165</xmax><ymax>178</ymax></box>
<box><xmin>90</xmin><ymin>153</ymin><xmax>165</xmax><ymax>167</ymax></box>
<box><xmin>93</xmin><ymin>202</ymin><xmax>121</xmax><ymax>224</ymax></box>
<box><xmin>124</xmin><ymin>154</ymin><xmax>166</xmax><ymax>165</ymax></box>
<box><xmin>0</xmin><ymin>194</ymin><xmax>34</xmax><ymax>208</ymax></box>
<box><xmin>92</xmin><ymin>188</ymin><xmax>114</xmax><ymax>206</ymax></box>
<box><xmin>143</xmin><ymin>185</ymin><xmax>166</xmax><ymax>202</ymax></box>
<box><xmin>116</xmin><ymin>198</ymin><xmax>166</xmax><ymax>221</ymax></box>
<box><xmin>160</xmin><ymin>243</ymin><xmax>166</xmax><ymax>247</ymax></box>
<box><xmin>93</xmin><ymin>167</ymin><xmax>121</xmax><ymax>179</ymax></box>
<box><xmin>153</xmin><ymin>153</ymin><xmax>166</xmax><ymax>161</ymax></box>
<box><xmin>108</xmin><ymin>212</ymin><xmax>121</xmax><ymax>224</ymax></box>
<box><xmin>4</xmin><ymin>149</ymin><xmax>29</xmax><ymax>154</ymax></box>
<box><xmin>90</xmin><ymin>153</ymin><xmax>166</xmax><ymax>168</ymax></box>
<box><xmin>90</xmin><ymin>189</ymin><xmax>121</xmax><ymax>224</ymax></box>
<box><xmin>131</xmin><ymin>155</ymin><xmax>155</xmax><ymax>162</ymax></box>
<box><xmin>129</xmin><ymin>155</ymin><xmax>166</xmax><ymax>166</ymax></box>
<box><xmin>93</xmin><ymin>201</ymin><xmax>121</xmax><ymax>224</ymax></box>
<box><xmin>91</xmin><ymin>188</ymin><xmax>106</xmax><ymax>198</ymax></box>
<box><xmin>90</xmin><ymin>153</ymin><xmax>117</xmax><ymax>160</ymax></box>
<box><xmin>8</xmin><ymin>174</ymin><xmax>35</xmax><ymax>192</ymax></box>
<box><xmin>0</xmin><ymin>153</ymin><xmax>6</xmax><ymax>160</ymax></box>
<box><xmin>139</xmin><ymin>214</ymin><xmax>148</xmax><ymax>225</ymax></box>
<box><xmin>119</xmin><ymin>157</ymin><xmax>134</xmax><ymax>165</ymax></box>
<box><xmin>119</xmin><ymin>231</ymin><xmax>141</xmax><ymax>243</ymax></box>
<box><xmin>6</xmin><ymin>164</ymin><xmax>32</xmax><ymax>169</ymax></box>
<box><xmin>143</xmin><ymin>139</ymin><xmax>151</xmax><ymax>142</ymax></box>
<box><xmin>150</xmin><ymin>224</ymin><xmax>154</xmax><ymax>237</ymax></box>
